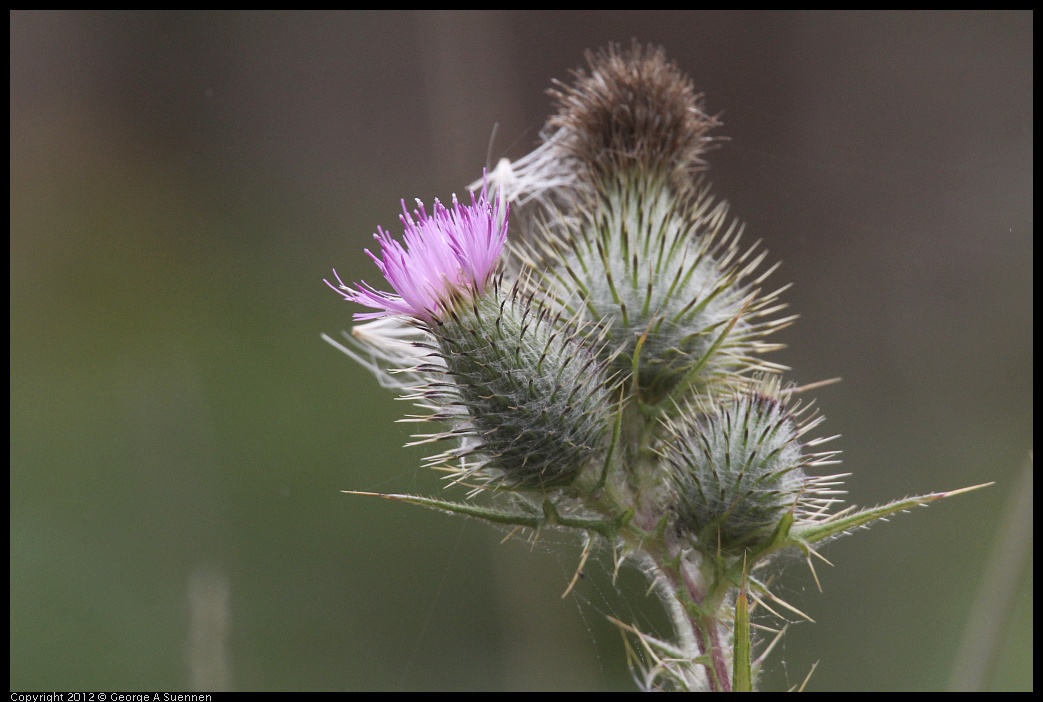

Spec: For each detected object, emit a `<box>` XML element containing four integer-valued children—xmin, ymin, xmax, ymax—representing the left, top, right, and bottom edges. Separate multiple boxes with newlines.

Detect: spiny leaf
<box><xmin>790</xmin><ymin>483</ymin><xmax>992</xmax><ymax>546</ymax></box>
<box><xmin>344</xmin><ymin>491</ymin><xmax>543</xmax><ymax>529</ymax></box>
<box><xmin>344</xmin><ymin>491</ymin><xmax>627</xmax><ymax>538</ymax></box>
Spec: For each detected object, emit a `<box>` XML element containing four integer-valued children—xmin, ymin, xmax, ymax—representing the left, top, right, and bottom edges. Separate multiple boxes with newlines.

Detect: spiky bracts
<box><xmin>517</xmin><ymin>174</ymin><xmax>791</xmax><ymax>407</ymax></box>
<box><xmin>663</xmin><ymin>377</ymin><xmax>842</xmax><ymax>554</ymax></box>
<box><xmin>415</xmin><ymin>285</ymin><xmax>612</xmax><ymax>491</ymax></box>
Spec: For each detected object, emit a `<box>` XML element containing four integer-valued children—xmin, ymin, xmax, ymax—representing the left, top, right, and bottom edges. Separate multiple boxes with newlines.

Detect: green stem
<box><xmin>681</xmin><ymin>561</ymin><xmax>732</xmax><ymax>692</ymax></box>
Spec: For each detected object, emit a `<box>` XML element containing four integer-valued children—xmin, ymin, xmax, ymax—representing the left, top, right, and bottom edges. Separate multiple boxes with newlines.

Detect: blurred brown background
<box><xmin>10</xmin><ymin>11</ymin><xmax>1032</xmax><ymax>691</ymax></box>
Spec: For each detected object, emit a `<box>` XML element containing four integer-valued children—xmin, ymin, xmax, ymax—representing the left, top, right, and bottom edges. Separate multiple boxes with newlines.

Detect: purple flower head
<box><xmin>327</xmin><ymin>184</ymin><xmax>508</xmax><ymax>324</ymax></box>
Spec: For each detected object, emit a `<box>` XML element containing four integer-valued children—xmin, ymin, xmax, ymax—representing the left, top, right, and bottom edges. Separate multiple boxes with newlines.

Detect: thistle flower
<box><xmin>327</xmin><ymin>183</ymin><xmax>612</xmax><ymax>492</ymax></box>
<box><xmin>326</xmin><ymin>185</ymin><xmax>507</xmax><ymax>324</ymax></box>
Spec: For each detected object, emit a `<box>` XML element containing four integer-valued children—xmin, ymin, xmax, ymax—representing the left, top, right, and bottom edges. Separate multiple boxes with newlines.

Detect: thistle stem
<box><xmin>680</xmin><ymin>559</ymin><xmax>732</xmax><ymax>692</ymax></box>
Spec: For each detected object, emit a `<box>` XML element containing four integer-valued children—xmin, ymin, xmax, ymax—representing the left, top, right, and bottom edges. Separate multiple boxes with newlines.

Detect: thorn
<box><xmin>562</xmin><ymin>534</ymin><xmax>593</xmax><ymax>599</ymax></box>
<box><xmin>783</xmin><ymin>377</ymin><xmax>842</xmax><ymax>395</ymax></box>
<box><xmin>747</xmin><ymin>590</ymin><xmax>787</xmax><ymax>621</ymax></box>
<box><xmin>807</xmin><ymin>545</ymin><xmax>835</xmax><ymax>568</ymax></box>
<box><xmin>612</xmin><ymin>541</ymin><xmax>624</xmax><ymax>585</ymax></box>
<box><xmin>804</xmin><ymin>551</ymin><xmax>823</xmax><ymax>593</ymax></box>
<box><xmin>500</xmin><ymin>526</ymin><xmax>524</xmax><ymax>545</ymax></box>
<box><xmin>796</xmin><ymin>661</ymin><xmax>818</xmax><ymax>692</ymax></box>
<box><xmin>342</xmin><ymin>490</ymin><xmax>397</xmax><ymax>499</ymax></box>
<box><xmin>753</xmin><ymin>623</ymin><xmax>788</xmax><ymax>669</ymax></box>
<box><xmin>934</xmin><ymin>482</ymin><xmax>995</xmax><ymax>499</ymax></box>
<box><xmin>751</xmin><ymin>585</ymin><xmax>815</xmax><ymax>623</ymax></box>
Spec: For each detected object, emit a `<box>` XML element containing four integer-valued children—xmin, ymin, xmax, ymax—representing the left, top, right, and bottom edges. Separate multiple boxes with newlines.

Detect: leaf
<box><xmin>344</xmin><ymin>491</ymin><xmax>627</xmax><ymax>538</ymax></box>
<box><xmin>733</xmin><ymin>577</ymin><xmax>753</xmax><ymax>692</ymax></box>
<box><xmin>791</xmin><ymin>483</ymin><xmax>992</xmax><ymax>546</ymax></box>
<box><xmin>344</xmin><ymin>491</ymin><xmax>543</xmax><ymax>529</ymax></box>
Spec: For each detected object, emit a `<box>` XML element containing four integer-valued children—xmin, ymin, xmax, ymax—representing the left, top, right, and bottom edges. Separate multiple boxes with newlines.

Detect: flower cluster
<box><xmin>323</xmin><ymin>42</ymin><xmax>982</xmax><ymax>691</ymax></box>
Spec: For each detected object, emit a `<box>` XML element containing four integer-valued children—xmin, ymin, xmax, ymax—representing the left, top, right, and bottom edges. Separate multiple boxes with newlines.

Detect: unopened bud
<box><xmin>663</xmin><ymin>377</ymin><xmax>835</xmax><ymax>554</ymax></box>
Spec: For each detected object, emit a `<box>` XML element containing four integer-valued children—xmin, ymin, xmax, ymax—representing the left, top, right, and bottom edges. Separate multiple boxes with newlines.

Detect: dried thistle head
<box><xmin>480</xmin><ymin>42</ymin><xmax>720</xmax><ymax>210</ymax></box>
<box><xmin>548</xmin><ymin>41</ymin><xmax>720</xmax><ymax>193</ymax></box>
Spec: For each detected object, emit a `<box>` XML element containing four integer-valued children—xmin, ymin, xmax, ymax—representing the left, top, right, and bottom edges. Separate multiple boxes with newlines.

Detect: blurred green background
<box><xmin>10</xmin><ymin>11</ymin><xmax>1032</xmax><ymax>691</ymax></box>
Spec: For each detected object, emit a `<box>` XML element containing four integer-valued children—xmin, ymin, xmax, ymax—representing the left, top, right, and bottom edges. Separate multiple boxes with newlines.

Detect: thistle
<box><xmin>326</xmin><ymin>184</ymin><xmax>611</xmax><ymax>492</ymax></box>
<box><xmin>324</xmin><ymin>42</ymin><xmax>987</xmax><ymax>691</ymax></box>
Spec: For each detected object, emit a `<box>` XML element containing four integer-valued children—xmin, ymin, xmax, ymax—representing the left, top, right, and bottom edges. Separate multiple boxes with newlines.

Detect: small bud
<box><xmin>662</xmin><ymin>377</ymin><xmax>839</xmax><ymax>554</ymax></box>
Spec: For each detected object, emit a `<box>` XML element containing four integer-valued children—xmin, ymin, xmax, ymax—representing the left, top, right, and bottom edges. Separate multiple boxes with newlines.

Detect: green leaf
<box><xmin>791</xmin><ymin>483</ymin><xmax>992</xmax><ymax>546</ymax></box>
<box><xmin>733</xmin><ymin>578</ymin><xmax>753</xmax><ymax>692</ymax></box>
<box><xmin>344</xmin><ymin>491</ymin><xmax>543</xmax><ymax>529</ymax></box>
<box><xmin>344</xmin><ymin>491</ymin><xmax>627</xmax><ymax>538</ymax></box>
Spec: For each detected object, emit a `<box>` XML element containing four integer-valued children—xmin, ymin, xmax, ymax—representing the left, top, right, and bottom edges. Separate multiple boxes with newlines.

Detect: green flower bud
<box><xmin>663</xmin><ymin>377</ymin><xmax>838</xmax><ymax>554</ymax></box>
<box><xmin>521</xmin><ymin>175</ymin><xmax>789</xmax><ymax>406</ymax></box>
